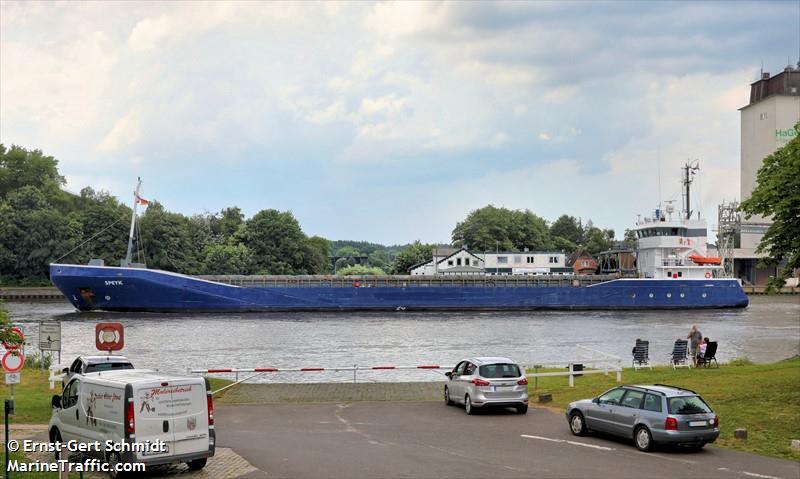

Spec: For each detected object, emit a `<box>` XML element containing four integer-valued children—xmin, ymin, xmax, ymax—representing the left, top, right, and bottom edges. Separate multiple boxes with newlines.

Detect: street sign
<box><xmin>2</xmin><ymin>327</ymin><xmax>24</xmax><ymax>351</ymax></box>
<box><xmin>5</xmin><ymin>373</ymin><xmax>20</xmax><ymax>385</ymax></box>
<box><xmin>1</xmin><ymin>351</ymin><xmax>24</xmax><ymax>373</ymax></box>
<box><xmin>39</xmin><ymin>322</ymin><xmax>61</xmax><ymax>351</ymax></box>
<box><xmin>95</xmin><ymin>323</ymin><xmax>124</xmax><ymax>351</ymax></box>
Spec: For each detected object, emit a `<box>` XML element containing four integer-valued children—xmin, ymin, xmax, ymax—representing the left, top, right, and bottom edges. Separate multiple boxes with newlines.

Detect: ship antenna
<box><xmin>125</xmin><ymin>178</ymin><xmax>143</xmax><ymax>266</ymax></box>
<box><xmin>657</xmin><ymin>146</ymin><xmax>662</xmax><ymax>215</ymax></box>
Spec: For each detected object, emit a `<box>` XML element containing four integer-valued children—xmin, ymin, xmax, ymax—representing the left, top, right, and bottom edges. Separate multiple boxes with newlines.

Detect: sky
<box><xmin>1</xmin><ymin>1</ymin><xmax>798</xmax><ymax>245</ymax></box>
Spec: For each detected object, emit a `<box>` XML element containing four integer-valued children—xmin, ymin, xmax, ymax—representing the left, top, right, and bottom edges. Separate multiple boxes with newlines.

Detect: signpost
<box><xmin>39</xmin><ymin>321</ymin><xmax>61</xmax><ymax>370</ymax></box>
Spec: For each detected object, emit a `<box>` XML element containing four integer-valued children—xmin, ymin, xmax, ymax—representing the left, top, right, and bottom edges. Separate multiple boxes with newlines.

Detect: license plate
<box><xmin>689</xmin><ymin>421</ymin><xmax>707</xmax><ymax>427</ymax></box>
<box><xmin>141</xmin><ymin>445</ymin><xmax>169</xmax><ymax>456</ymax></box>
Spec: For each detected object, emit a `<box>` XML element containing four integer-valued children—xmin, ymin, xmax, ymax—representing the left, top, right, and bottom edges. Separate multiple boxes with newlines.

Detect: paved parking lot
<box><xmin>216</xmin><ymin>401</ymin><xmax>800</xmax><ymax>479</ymax></box>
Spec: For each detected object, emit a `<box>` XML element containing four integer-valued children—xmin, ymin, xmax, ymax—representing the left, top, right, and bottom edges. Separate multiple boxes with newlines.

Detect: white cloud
<box><xmin>97</xmin><ymin>110</ymin><xmax>143</xmax><ymax>153</ymax></box>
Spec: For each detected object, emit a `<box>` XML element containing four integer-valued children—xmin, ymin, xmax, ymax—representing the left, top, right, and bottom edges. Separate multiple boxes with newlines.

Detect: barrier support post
<box><xmin>616</xmin><ymin>359</ymin><xmax>622</xmax><ymax>383</ymax></box>
<box><xmin>568</xmin><ymin>363</ymin><xmax>574</xmax><ymax>387</ymax></box>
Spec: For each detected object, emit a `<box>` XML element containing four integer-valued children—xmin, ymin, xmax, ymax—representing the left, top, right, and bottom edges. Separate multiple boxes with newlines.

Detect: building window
<box><xmin>448</xmin><ymin>260</ymin><xmax>453</xmax><ymax>266</ymax></box>
<box><xmin>465</xmin><ymin>258</ymin><xmax>470</xmax><ymax>266</ymax></box>
<box><xmin>457</xmin><ymin>258</ymin><xmax>462</xmax><ymax>266</ymax></box>
<box><xmin>549</xmin><ymin>256</ymin><xmax>558</xmax><ymax>264</ymax></box>
<box><xmin>760</xmin><ymin>112</ymin><xmax>768</xmax><ymax>120</ymax></box>
<box><xmin>497</xmin><ymin>256</ymin><xmax>508</xmax><ymax>264</ymax></box>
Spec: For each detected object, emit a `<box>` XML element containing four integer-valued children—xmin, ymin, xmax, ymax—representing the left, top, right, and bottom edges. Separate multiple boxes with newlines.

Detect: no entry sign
<box><xmin>2</xmin><ymin>326</ymin><xmax>24</xmax><ymax>350</ymax></box>
<box><xmin>2</xmin><ymin>351</ymin><xmax>25</xmax><ymax>373</ymax></box>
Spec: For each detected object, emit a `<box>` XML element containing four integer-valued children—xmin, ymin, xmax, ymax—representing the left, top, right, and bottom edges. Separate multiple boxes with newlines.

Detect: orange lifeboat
<box><xmin>689</xmin><ymin>255</ymin><xmax>722</xmax><ymax>265</ymax></box>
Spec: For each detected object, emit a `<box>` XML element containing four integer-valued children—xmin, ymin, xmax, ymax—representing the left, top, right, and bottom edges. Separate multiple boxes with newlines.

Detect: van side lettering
<box><xmin>104</xmin><ymin>281</ymin><xmax>123</xmax><ymax>286</ymax></box>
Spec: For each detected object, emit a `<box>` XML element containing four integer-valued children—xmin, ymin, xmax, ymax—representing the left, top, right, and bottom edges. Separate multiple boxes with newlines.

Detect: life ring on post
<box><xmin>704</xmin><ymin>272</ymin><xmax>712</xmax><ymax>279</ymax></box>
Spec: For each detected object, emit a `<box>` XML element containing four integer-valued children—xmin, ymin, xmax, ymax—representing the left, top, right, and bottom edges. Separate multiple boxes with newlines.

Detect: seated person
<box><xmin>697</xmin><ymin>337</ymin><xmax>710</xmax><ymax>359</ymax></box>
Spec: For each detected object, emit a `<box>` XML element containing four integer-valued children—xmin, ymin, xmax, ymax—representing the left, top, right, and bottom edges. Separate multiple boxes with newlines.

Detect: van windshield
<box><xmin>479</xmin><ymin>363</ymin><xmax>521</xmax><ymax>378</ymax></box>
<box><xmin>86</xmin><ymin>363</ymin><xmax>134</xmax><ymax>373</ymax></box>
<box><xmin>668</xmin><ymin>396</ymin><xmax>712</xmax><ymax>415</ymax></box>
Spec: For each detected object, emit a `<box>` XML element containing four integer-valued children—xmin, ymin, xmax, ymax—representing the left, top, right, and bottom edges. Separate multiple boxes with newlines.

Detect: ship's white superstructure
<box><xmin>633</xmin><ymin>162</ymin><xmax>723</xmax><ymax>280</ymax></box>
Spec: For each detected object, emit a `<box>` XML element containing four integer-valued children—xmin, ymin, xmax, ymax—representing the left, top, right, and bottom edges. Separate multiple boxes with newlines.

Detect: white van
<box><xmin>49</xmin><ymin>369</ymin><xmax>215</xmax><ymax>477</ymax></box>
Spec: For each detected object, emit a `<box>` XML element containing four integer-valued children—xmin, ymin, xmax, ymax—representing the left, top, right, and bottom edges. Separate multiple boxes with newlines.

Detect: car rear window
<box><xmin>479</xmin><ymin>363</ymin><xmax>521</xmax><ymax>378</ymax></box>
<box><xmin>668</xmin><ymin>396</ymin><xmax>712</xmax><ymax>414</ymax></box>
<box><xmin>86</xmin><ymin>363</ymin><xmax>134</xmax><ymax>373</ymax></box>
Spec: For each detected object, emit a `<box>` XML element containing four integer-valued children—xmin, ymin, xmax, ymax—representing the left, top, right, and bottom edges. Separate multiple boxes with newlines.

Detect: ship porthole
<box><xmin>648</xmin><ymin>293</ymin><xmax>654</xmax><ymax>298</ymax></box>
<box><xmin>680</xmin><ymin>293</ymin><xmax>685</xmax><ymax>298</ymax></box>
<box><xmin>666</xmin><ymin>293</ymin><xmax>672</xmax><ymax>298</ymax></box>
<box><xmin>702</xmin><ymin>293</ymin><xmax>707</xmax><ymax>298</ymax></box>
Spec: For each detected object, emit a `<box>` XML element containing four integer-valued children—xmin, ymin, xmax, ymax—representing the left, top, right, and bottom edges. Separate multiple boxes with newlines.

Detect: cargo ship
<box><xmin>49</xmin><ymin>166</ymin><xmax>749</xmax><ymax>312</ymax></box>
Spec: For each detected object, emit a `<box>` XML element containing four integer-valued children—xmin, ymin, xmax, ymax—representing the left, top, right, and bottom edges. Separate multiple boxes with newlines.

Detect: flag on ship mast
<box><xmin>135</xmin><ymin>194</ymin><xmax>149</xmax><ymax>206</ymax></box>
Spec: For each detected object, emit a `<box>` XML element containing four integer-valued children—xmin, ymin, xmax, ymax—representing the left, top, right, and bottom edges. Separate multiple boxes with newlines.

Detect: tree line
<box><xmin>2</xmin><ymin>144</ymin><xmax>625</xmax><ymax>284</ymax></box>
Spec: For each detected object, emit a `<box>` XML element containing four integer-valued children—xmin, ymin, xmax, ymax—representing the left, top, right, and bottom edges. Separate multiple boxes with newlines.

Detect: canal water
<box><xmin>5</xmin><ymin>297</ymin><xmax>799</xmax><ymax>383</ymax></box>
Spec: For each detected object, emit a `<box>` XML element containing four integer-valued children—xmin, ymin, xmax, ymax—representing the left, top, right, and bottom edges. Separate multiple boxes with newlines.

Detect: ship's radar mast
<box><xmin>682</xmin><ymin>160</ymin><xmax>700</xmax><ymax>220</ymax></box>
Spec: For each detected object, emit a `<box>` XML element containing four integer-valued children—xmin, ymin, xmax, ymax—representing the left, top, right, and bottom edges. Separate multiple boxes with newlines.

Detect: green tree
<box><xmin>740</xmin><ymin>122</ymin><xmax>800</xmax><ymax>290</ymax></box>
<box><xmin>336</xmin><ymin>265</ymin><xmax>386</xmax><ymax>276</ymax></box>
<box><xmin>0</xmin><ymin>144</ymin><xmax>65</xmax><ymax>199</ymax></box>
<box><xmin>2</xmin><ymin>187</ymin><xmax>81</xmax><ymax>283</ymax></box>
<box><xmin>452</xmin><ymin>205</ymin><xmax>552</xmax><ymax>251</ymax></box>
<box><xmin>623</xmin><ymin>229</ymin><xmax>637</xmax><ymax>249</ymax></box>
<box><xmin>390</xmin><ymin>241</ymin><xmax>435</xmax><ymax>274</ymax></box>
<box><xmin>582</xmin><ymin>222</ymin><xmax>615</xmax><ymax>255</ymax></box>
<box><xmin>239</xmin><ymin>209</ymin><xmax>314</xmax><ymax>274</ymax></box>
<box><xmin>200</xmin><ymin>243</ymin><xmax>254</xmax><ymax>275</ymax></box>
<box><xmin>304</xmin><ymin>236</ymin><xmax>331</xmax><ymax>274</ymax></box>
<box><xmin>139</xmin><ymin>201</ymin><xmax>202</xmax><ymax>273</ymax></box>
<box><xmin>550</xmin><ymin>215</ymin><xmax>583</xmax><ymax>245</ymax></box>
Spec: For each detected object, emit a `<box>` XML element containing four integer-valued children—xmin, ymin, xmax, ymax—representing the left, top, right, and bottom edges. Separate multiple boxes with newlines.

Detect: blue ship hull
<box><xmin>49</xmin><ymin>264</ymin><xmax>749</xmax><ymax>312</ymax></box>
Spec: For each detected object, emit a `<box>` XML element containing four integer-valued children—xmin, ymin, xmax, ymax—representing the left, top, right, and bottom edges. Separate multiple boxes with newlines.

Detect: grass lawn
<box><xmin>528</xmin><ymin>357</ymin><xmax>800</xmax><ymax>461</ymax></box>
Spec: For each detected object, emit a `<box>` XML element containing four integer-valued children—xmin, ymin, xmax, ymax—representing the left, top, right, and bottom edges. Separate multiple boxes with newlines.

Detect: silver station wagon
<box><xmin>445</xmin><ymin>357</ymin><xmax>529</xmax><ymax>415</ymax></box>
<box><xmin>566</xmin><ymin>384</ymin><xmax>719</xmax><ymax>451</ymax></box>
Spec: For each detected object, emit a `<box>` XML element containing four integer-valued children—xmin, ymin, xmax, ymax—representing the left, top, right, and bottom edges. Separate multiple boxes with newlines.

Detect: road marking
<box><xmin>741</xmin><ymin>472</ymin><xmax>783</xmax><ymax>479</ymax></box>
<box><xmin>521</xmin><ymin>435</ymin><xmax>615</xmax><ymax>451</ymax></box>
<box><xmin>520</xmin><ymin>435</ymin><xmax>564</xmax><ymax>443</ymax></box>
<box><xmin>565</xmin><ymin>440</ymin><xmax>614</xmax><ymax>451</ymax></box>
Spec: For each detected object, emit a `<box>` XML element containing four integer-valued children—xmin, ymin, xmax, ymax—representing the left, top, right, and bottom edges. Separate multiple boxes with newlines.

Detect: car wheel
<box><xmin>50</xmin><ymin>428</ymin><xmax>63</xmax><ymax>462</ymax></box>
<box><xmin>634</xmin><ymin>426</ymin><xmax>654</xmax><ymax>452</ymax></box>
<box><xmin>516</xmin><ymin>404</ymin><xmax>528</xmax><ymax>415</ymax></box>
<box><xmin>187</xmin><ymin>458</ymin><xmax>208</xmax><ymax>470</ymax></box>
<box><xmin>465</xmin><ymin>395</ymin><xmax>475</xmax><ymax>415</ymax></box>
<box><xmin>107</xmin><ymin>451</ymin><xmax>127</xmax><ymax>479</ymax></box>
<box><xmin>444</xmin><ymin>386</ymin><xmax>454</xmax><ymax>406</ymax></box>
<box><xmin>569</xmin><ymin>411</ymin><xmax>587</xmax><ymax>436</ymax></box>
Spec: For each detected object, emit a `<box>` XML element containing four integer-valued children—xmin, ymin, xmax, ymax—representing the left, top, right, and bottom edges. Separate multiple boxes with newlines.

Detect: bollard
<box><xmin>734</xmin><ymin>428</ymin><xmax>747</xmax><ymax>440</ymax></box>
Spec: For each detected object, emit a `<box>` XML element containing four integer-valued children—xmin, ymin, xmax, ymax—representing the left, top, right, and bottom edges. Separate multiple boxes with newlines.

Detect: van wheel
<box><xmin>634</xmin><ymin>426</ymin><xmax>654</xmax><ymax>452</ymax></box>
<box><xmin>465</xmin><ymin>395</ymin><xmax>475</xmax><ymax>415</ymax></box>
<box><xmin>444</xmin><ymin>386</ymin><xmax>454</xmax><ymax>406</ymax></box>
<box><xmin>50</xmin><ymin>428</ymin><xmax>63</xmax><ymax>462</ymax></box>
<box><xmin>187</xmin><ymin>458</ymin><xmax>208</xmax><ymax>470</ymax></box>
<box><xmin>107</xmin><ymin>451</ymin><xmax>127</xmax><ymax>479</ymax></box>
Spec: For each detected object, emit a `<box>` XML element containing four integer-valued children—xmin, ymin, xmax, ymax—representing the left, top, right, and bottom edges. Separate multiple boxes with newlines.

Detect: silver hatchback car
<box><xmin>445</xmin><ymin>357</ymin><xmax>529</xmax><ymax>415</ymax></box>
<box><xmin>566</xmin><ymin>384</ymin><xmax>719</xmax><ymax>451</ymax></box>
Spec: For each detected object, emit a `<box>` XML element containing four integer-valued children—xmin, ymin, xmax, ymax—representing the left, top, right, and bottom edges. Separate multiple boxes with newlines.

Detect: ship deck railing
<box><xmin>194</xmin><ymin>274</ymin><xmax>631</xmax><ymax>288</ymax></box>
